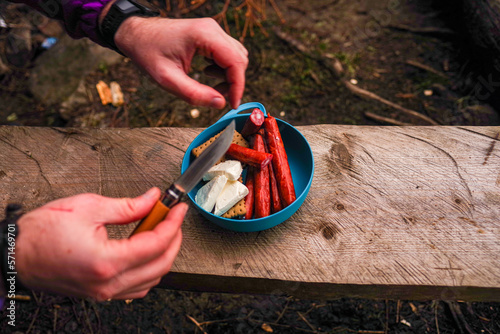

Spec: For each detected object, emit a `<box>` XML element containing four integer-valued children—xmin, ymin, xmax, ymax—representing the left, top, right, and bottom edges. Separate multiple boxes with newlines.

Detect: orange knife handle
<box><xmin>130</xmin><ymin>200</ymin><xmax>170</xmax><ymax>236</ymax></box>
<box><xmin>129</xmin><ymin>184</ymin><xmax>184</xmax><ymax>237</ymax></box>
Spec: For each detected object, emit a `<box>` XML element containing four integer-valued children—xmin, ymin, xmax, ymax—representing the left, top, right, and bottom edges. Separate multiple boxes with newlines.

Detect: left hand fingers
<box><xmin>104</xmin><ymin>229</ymin><xmax>182</xmax><ymax>299</ymax></box>
<box><xmin>112</xmin><ymin>277</ymin><xmax>162</xmax><ymax>300</ymax></box>
<box><xmin>106</xmin><ymin>203</ymin><xmax>187</xmax><ymax>272</ymax></box>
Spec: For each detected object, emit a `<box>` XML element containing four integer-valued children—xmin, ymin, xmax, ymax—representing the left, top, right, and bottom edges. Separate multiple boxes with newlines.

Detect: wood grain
<box><xmin>1</xmin><ymin>125</ymin><xmax>499</xmax><ymax>301</ymax></box>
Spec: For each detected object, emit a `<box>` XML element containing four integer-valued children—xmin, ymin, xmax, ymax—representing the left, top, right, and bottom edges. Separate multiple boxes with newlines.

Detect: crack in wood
<box><xmin>400</xmin><ymin>133</ymin><xmax>474</xmax><ymax>209</ymax></box>
<box><xmin>0</xmin><ymin>136</ymin><xmax>53</xmax><ymax>193</ymax></box>
<box><xmin>482</xmin><ymin>132</ymin><xmax>499</xmax><ymax>165</ymax></box>
<box><xmin>457</xmin><ymin>126</ymin><xmax>500</xmax><ymax>141</ymax></box>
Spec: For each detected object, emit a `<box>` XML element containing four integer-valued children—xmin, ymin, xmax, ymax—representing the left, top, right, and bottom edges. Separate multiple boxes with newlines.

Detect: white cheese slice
<box><xmin>202</xmin><ymin>160</ymin><xmax>243</xmax><ymax>182</ymax></box>
<box><xmin>213</xmin><ymin>180</ymin><xmax>249</xmax><ymax>216</ymax></box>
<box><xmin>195</xmin><ymin>175</ymin><xmax>228</xmax><ymax>213</ymax></box>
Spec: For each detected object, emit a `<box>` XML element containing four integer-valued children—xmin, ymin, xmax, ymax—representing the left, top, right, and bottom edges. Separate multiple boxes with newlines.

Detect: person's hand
<box><xmin>114</xmin><ymin>17</ymin><xmax>249</xmax><ymax>110</ymax></box>
<box><xmin>15</xmin><ymin>187</ymin><xmax>187</xmax><ymax>301</ymax></box>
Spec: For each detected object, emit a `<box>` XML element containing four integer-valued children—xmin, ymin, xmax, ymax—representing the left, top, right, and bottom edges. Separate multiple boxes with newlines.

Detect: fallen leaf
<box><xmin>96</xmin><ymin>81</ymin><xmax>112</xmax><ymax>105</ymax></box>
<box><xmin>400</xmin><ymin>318</ymin><xmax>411</xmax><ymax>327</ymax></box>
<box><xmin>395</xmin><ymin>93</ymin><xmax>416</xmax><ymax>99</ymax></box>
<box><xmin>261</xmin><ymin>323</ymin><xmax>273</xmax><ymax>332</ymax></box>
<box><xmin>110</xmin><ymin>81</ymin><xmax>124</xmax><ymax>107</ymax></box>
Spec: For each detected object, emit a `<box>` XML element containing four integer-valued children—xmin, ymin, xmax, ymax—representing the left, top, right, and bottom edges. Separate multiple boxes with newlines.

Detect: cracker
<box><xmin>221</xmin><ymin>176</ymin><xmax>246</xmax><ymax>219</ymax></box>
<box><xmin>192</xmin><ymin>130</ymin><xmax>249</xmax><ymax>160</ymax></box>
<box><xmin>192</xmin><ymin>130</ymin><xmax>249</xmax><ymax>219</ymax></box>
<box><xmin>222</xmin><ymin>197</ymin><xmax>247</xmax><ymax>219</ymax></box>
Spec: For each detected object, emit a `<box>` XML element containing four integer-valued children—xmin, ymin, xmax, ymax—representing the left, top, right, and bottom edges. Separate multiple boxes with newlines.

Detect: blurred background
<box><xmin>1</xmin><ymin>0</ymin><xmax>500</xmax><ymax>129</ymax></box>
<box><xmin>0</xmin><ymin>0</ymin><xmax>499</xmax><ymax>332</ymax></box>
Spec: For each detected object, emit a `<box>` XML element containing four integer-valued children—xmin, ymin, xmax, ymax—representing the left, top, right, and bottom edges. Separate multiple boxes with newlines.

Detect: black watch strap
<box><xmin>99</xmin><ymin>0</ymin><xmax>159</xmax><ymax>53</ymax></box>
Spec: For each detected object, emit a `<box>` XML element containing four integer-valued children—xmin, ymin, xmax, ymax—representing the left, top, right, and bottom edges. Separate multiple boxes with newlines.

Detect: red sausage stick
<box><xmin>264</xmin><ymin>116</ymin><xmax>296</xmax><ymax>207</ymax></box>
<box><xmin>252</xmin><ymin>133</ymin><xmax>271</xmax><ymax>218</ymax></box>
<box><xmin>260</xmin><ymin>129</ymin><xmax>282</xmax><ymax>214</ymax></box>
<box><xmin>266</xmin><ymin>145</ymin><xmax>283</xmax><ymax>213</ymax></box>
<box><xmin>241</xmin><ymin>108</ymin><xmax>265</xmax><ymax>138</ymax></box>
<box><xmin>269</xmin><ymin>164</ymin><xmax>282</xmax><ymax>213</ymax></box>
<box><xmin>226</xmin><ymin>143</ymin><xmax>273</xmax><ymax>169</ymax></box>
<box><xmin>244</xmin><ymin>167</ymin><xmax>255</xmax><ymax>220</ymax></box>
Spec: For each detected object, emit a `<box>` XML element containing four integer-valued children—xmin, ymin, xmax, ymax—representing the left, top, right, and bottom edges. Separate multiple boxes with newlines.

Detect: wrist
<box><xmin>114</xmin><ymin>16</ymin><xmax>155</xmax><ymax>54</ymax></box>
<box><xmin>98</xmin><ymin>0</ymin><xmax>160</xmax><ymax>53</ymax></box>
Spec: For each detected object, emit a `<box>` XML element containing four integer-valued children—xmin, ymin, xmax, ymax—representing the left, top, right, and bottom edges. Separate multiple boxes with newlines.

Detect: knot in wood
<box><xmin>319</xmin><ymin>223</ymin><xmax>340</xmax><ymax>240</ymax></box>
<box><xmin>328</xmin><ymin>142</ymin><xmax>354</xmax><ymax>175</ymax></box>
<box><xmin>91</xmin><ymin>143</ymin><xmax>112</xmax><ymax>153</ymax></box>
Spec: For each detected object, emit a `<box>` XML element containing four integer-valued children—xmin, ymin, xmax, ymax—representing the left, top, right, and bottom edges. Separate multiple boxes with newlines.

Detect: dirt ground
<box><xmin>1</xmin><ymin>0</ymin><xmax>500</xmax><ymax>333</ymax></box>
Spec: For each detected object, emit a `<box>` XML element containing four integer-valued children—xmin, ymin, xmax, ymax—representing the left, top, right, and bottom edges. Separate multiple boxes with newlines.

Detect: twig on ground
<box><xmin>365</xmin><ymin>111</ymin><xmax>411</xmax><ymax>126</ymax></box>
<box><xmin>179</xmin><ymin>0</ymin><xmax>208</xmax><ymax>14</ymax></box>
<box><xmin>346</xmin><ymin>81</ymin><xmax>438</xmax><ymax>124</ymax></box>
<box><xmin>197</xmin><ymin>309</ymin><xmax>254</xmax><ymax>326</ymax></box>
<box><xmin>186</xmin><ymin>315</ymin><xmax>207</xmax><ymax>334</ymax></box>
<box><xmin>297</xmin><ymin>311</ymin><xmax>316</xmax><ymax>332</ymax></box>
<box><xmin>275</xmin><ymin>297</ymin><xmax>291</xmax><ymax>323</ymax></box>
<box><xmin>305</xmin><ymin>303</ymin><xmax>326</xmax><ymax>315</ymax></box>
<box><xmin>385</xmin><ymin>300</ymin><xmax>389</xmax><ymax>334</ymax></box>
<box><xmin>388</xmin><ymin>24</ymin><xmax>455</xmax><ymax>36</ymax></box>
<box><xmin>213</xmin><ymin>0</ymin><xmax>231</xmax><ymax>34</ymax></box>
<box><xmin>8</xmin><ymin>294</ymin><xmax>31</xmax><ymax>301</ymax></box>
<box><xmin>123</xmin><ymin>104</ymin><xmax>130</xmax><ymax>127</ymax></box>
<box><xmin>273</xmin><ymin>27</ymin><xmax>439</xmax><ymax>125</ymax></box>
<box><xmin>155</xmin><ymin>111</ymin><xmax>169</xmax><ymax>127</ymax></box>
<box><xmin>269</xmin><ymin>0</ymin><xmax>285</xmax><ymax>23</ymax></box>
<box><xmin>435</xmin><ymin>301</ymin><xmax>440</xmax><ymax>334</ymax></box>
<box><xmin>396</xmin><ymin>300</ymin><xmax>401</xmax><ymax>323</ymax></box>
<box><xmin>31</xmin><ymin>291</ymin><xmax>41</xmax><ymax>305</ymax></box>
<box><xmin>91</xmin><ymin>301</ymin><xmax>102</xmax><ymax>334</ymax></box>
<box><xmin>53</xmin><ymin>306</ymin><xmax>58</xmax><ymax>333</ymax></box>
<box><xmin>110</xmin><ymin>106</ymin><xmax>122</xmax><ymax>127</ymax></box>
<box><xmin>332</xmin><ymin>328</ymin><xmax>385</xmax><ymax>334</ymax></box>
<box><xmin>406</xmin><ymin>59</ymin><xmax>448</xmax><ymax>79</ymax></box>
<box><xmin>26</xmin><ymin>306</ymin><xmax>40</xmax><ymax>334</ymax></box>
<box><xmin>446</xmin><ymin>301</ymin><xmax>476</xmax><ymax>334</ymax></box>
<box><xmin>252</xmin><ymin>320</ymin><xmax>319</xmax><ymax>333</ymax></box>
<box><xmin>135</xmin><ymin>102</ymin><xmax>154</xmax><ymax>127</ymax></box>
<box><xmin>82</xmin><ymin>299</ymin><xmax>94</xmax><ymax>334</ymax></box>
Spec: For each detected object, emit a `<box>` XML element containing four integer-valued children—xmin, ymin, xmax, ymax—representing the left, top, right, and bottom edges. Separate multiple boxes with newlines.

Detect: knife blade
<box><xmin>130</xmin><ymin>120</ymin><xmax>236</xmax><ymax>236</ymax></box>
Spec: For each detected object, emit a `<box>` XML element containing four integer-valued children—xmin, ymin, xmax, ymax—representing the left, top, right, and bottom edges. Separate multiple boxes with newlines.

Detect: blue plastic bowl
<box><xmin>181</xmin><ymin>102</ymin><xmax>314</xmax><ymax>232</ymax></box>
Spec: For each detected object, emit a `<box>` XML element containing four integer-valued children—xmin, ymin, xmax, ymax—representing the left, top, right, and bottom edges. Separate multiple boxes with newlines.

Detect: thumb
<box><xmin>159</xmin><ymin>66</ymin><xmax>226</xmax><ymax>109</ymax></box>
<box><xmin>96</xmin><ymin>187</ymin><xmax>162</xmax><ymax>225</ymax></box>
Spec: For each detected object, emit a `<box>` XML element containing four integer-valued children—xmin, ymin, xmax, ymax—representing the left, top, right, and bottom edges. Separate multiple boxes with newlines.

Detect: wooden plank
<box><xmin>1</xmin><ymin>125</ymin><xmax>499</xmax><ymax>301</ymax></box>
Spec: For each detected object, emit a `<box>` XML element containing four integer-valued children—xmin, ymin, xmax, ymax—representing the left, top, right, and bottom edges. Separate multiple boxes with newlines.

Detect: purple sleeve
<box><xmin>10</xmin><ymin>0</ymin><xmax>114</xmax><ymax>47</ymax></box>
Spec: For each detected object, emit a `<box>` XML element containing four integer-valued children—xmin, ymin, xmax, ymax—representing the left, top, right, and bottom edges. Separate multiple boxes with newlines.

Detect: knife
<box><xmin>130</xmin><ymin>120</ymin><xmax>236</xmax><ymax>236</ymax></box>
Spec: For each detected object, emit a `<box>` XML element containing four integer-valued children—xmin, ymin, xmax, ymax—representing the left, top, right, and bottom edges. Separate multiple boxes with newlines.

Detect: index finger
<box><xmin>211</xmin><ymin>45</ymin><xmax>248</xmax><ymax>109</ymax></box>
<box><xmin>226</xmin><ymin>63</ymin><xmax>247</xmax><ymax>109</ymax></box>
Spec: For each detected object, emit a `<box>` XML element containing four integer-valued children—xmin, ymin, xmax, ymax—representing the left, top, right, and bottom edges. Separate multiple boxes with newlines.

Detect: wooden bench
<box><xmin>1</xmin><ymin>125</ymin><xmax>499</xmax><ymax>301</ymax></box>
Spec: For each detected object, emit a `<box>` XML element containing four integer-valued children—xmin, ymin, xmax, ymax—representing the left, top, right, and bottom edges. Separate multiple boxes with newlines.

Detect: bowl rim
<box><xmin>181</xmin><ymin>102</ymin><xmax>315</xmax><ymax>226</ymax></box>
